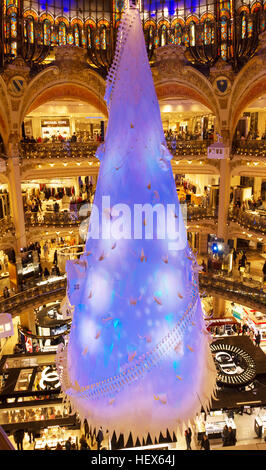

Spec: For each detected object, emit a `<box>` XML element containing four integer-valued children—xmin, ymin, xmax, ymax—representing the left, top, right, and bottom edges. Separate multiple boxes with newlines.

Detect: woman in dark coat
<box><xmin>201</xmin><ymin>433</ymin><xmax>210</xmax><ymax>450</ymax></box>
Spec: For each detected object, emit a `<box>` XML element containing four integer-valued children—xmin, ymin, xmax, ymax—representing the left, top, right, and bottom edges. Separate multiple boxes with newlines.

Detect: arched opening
<box><xmin>20</xmin><ymin>94</ymin><xmax>105</xmax><ymax>231</ymax></box>
<box><xmin>157</xmin><ymin>90</ymin><xmax>219</xmax><ymax>255</ymax></box>
<box><xmin>232</xmin><ymin>76</ymin><xmax>266</xmax><ymax>137</ymax></box>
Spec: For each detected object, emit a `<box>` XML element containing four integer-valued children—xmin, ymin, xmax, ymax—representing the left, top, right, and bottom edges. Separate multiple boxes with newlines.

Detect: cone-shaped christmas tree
<box><xmin>56</xmin><ymin>3</ymin><xmax>217</xmax><ymax>440</ymax></box>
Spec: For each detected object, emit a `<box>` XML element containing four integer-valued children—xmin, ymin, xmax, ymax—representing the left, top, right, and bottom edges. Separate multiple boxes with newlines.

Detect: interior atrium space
<box><xmin>0</xmin><ymin>0</ymin><xmax>266</xmax><ymax>456</ymax></box>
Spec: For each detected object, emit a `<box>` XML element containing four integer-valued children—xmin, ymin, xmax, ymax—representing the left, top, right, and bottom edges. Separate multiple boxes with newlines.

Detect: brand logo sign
<box><xmin>210</xmin><ymin>343</ymin><xmax>256</xmax><ymax>386</ymax></box>
<box><xmin>39</xmin><ymin>366</ymin><xmax>60</xmax><ymax>390</ymax></box>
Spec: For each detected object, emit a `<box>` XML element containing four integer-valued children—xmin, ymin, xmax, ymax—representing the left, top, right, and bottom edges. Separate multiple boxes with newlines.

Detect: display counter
<box><xmin>196</xmin><ymin>412</ymin><xmax>236</xmax><ymax>441</ymax></box>
<box><xmin>232</xmin><ymin>304</ymin><xmax>266</xmax><ymax>343</ymax></box>
<box><xmin>255</xmin><ymin>413</ymin><xmax>266</xmax><ymax>438</ymax></box>
<box><xmin>206</xmin><ymin>318</ymin><xmax>238</xmax><ymax>337</ymax></box>
<box><xmin>34</xmin><ymin>425</ymin><xmax>79</xmax><ymax>450</ymax></box>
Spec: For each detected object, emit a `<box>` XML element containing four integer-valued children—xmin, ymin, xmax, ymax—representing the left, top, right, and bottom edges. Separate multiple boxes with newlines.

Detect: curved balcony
<box><xmin>24</xmin><ymin>211</ymin><xmax>89</xmax><ymax>228</ymax></box>
<box><xmin>18</xmin><ymin>141</ymin><xmax>214</xmax><ymax>161</ymax></box>
<box><xmin>199</xmin><ymin>273</ymin><xmax>266</xmax><ymax>313</ymax></box>
<box><xmin>229</xmin><ymin>207</ymin><xmax>266</xmax><ymax>235</ymax></box>
<box><xmin>0</xmin><ymin>217</ymin><xmax>15</xmax><ymax>236</ymax></box>
<box><xmin>232</xmin><ymin>140</ymin><xmax>266</xmax><ymax>159</ymax></box>
<box><xmin>0</xmin><ymin>276</ymin><xmax>66</xmax><ymax>315</ymax></box>
<box><xmin>187</xmin><ymin>206</ymin><xmax>217</xmax><ymax>221</ymax></box>
<box><xmin>1</xmin><ymin>268</ymin><xmax>266</xmax><ymax>317</ymax></box>
<box><xmin>19</xmin><ymin>141</ymin><xmax>100</xmax><ymax>160</ymax></box>
<box><xmin>167</xmin><ymin>140</ymin><xmax>212</xmax><ymax>158</ymax></box>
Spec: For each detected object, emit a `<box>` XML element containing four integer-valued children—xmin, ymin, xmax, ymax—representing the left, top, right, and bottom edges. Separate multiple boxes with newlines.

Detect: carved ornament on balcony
<box><xmin>152</xmin><ymin>44</ymin><xmax>187</xmax><ymax>79</ymax></box>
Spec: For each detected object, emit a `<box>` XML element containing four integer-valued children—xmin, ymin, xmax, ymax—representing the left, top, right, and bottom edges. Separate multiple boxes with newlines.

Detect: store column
<box><xmin>213</xmin><ymin>296</ymin><xmax>226</xmax><ymax>318</ymax></box>
<box><xmin>7</xmin><ymin>136</ymin><xmax>27</xmax><ymax>251</ymax></box>
<box><xmin>253</xmin><ymin>177</ymin><xmax>262</xmax><ymax>200</ymax></box>
<box><xmin>199</xmin><ymin>233</ymin><xmax>208</xmax><ymax>255</ymax></box>
<box><xmin>20</xmin><ymin>309</ymin><xmax>36</xmax><ymax>336</ymax></box>
<box><xmin>217</xmin><ymin>158</ymin><xmax>231</xmax><ymax>242</ymax></box>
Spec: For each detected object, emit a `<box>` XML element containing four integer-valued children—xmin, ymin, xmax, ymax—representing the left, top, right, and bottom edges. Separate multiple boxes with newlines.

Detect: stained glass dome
<box><xmin>1</xmin><ymin>0</ymin><xmax>265</xmax><ymax>72</ymax></box>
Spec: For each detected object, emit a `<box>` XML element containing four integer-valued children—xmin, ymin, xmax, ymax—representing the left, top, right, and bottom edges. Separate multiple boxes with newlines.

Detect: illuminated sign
<box><xmin>210</xmin><ymin>343</ymin><xmax>256</xmax><ymax>386</ymax></box>
<box><xmin>41</xmin><ymin>119</ymin><xmax>70</xmax><ymax>127</ymax></box>
<box><xmin>39</xmin><ymin>366</ymin><xmax>60</xmax><ymax>390</ymax></box>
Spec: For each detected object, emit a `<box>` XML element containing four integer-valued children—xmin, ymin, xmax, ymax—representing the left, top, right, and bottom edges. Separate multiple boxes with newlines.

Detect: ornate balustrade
<box><xmin>199</xmin><ymin>273</ymin><xmax>266</xmax><ymax>313</ymax></box>
<box><xmin>24</xmin><ymin>210</ymin><xmax>89</xmax><ymax>227</ymax></box>
<box><xmin>19</xmin><ymin>141</ymin><xmax>100</xmax><ymax>160</ymax></box>
<box><xmin>1</xmin><ymin>268</ymin><xmax>265</xmax><ymax>316</ymax></box>
<box><xmin>18</xmin><ymin>141</ymin><xmax>214</xmax><ymax>161</ymax></box>
<box><xmin>232</xmin><ymin>140</ymin><xmax>266</xmax><ymax>158</ymax></box>
<box><xmin>167</xmin><ymin>140</ymin><xmax>211</xmax><ymax>158</ymax></box>
<box><xmin>0</xmin><ymin>217</ymin><xmax>15</xmax><ymax>236</ymax></box>
<box><xmin>0</xmin><ymin>276</ymin><xmax>66</xmax><ymax>314</ymax></box>
<box><xmin>187</xmin><ymin>206</ymin><xmax>217</xmax><ymax>221</ymax></box>
<box><xmin>229</xmin><ymin>207</ymin><xmax>266</xmax><ymax>234</ymax></box>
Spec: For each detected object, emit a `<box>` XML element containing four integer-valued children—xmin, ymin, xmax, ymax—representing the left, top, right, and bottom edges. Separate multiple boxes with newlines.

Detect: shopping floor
<box><xmin>5</xmin><ymin>408</ymin><xmax>266</xmax><ymax>451</ymax></box>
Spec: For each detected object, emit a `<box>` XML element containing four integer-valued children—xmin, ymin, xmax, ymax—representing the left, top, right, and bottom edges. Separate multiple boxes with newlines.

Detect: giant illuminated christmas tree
<box><xmin>56</xmin><ymin>2</ymin><xmax>217</xmax><ymax>440</ymax></box>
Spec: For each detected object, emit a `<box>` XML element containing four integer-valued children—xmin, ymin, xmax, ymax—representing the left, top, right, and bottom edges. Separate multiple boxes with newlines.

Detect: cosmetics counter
<box><xmin>33</xmin><ymin>425</ymin><xmax>79</xmax><ymax>450</ymax></box>
<box><xmin>232</xmin><ymin>303</ymin><xmax>266</xmax><ymax>343</ymax></box>
<box><xmin>195</xmin><ymin>411</ymin><xmax>237</xmax><ymax>442</ymax></box>
<box><xmin>205</xmin><ymin>318</ymin><xmax>238</xmax><ymax>337</ymax></box>
<box><xmin>254</xmin><ymin>410</ymin><xmax>266</xmax><ymax>438</ymax></box>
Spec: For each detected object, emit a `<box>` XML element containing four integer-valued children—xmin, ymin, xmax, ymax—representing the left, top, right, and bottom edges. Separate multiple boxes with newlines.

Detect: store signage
<box><xmin>41</xmin><ymin>119</ymin><xmax>70</xmax><ymax>127</ymax></box>
<box><xmin>0</xmin><ymin>313</ymin><xmax>14</xmax><ymax>339</ymax></box>
<box><xmin>39</xmin><ymin>366</ymin><xmax>60</xmax><ymax>390</ymax></box>
<box><xmin>210</xmin><ymin>342</ymin><xmax>256</xmax><ymax>386</ymax></box>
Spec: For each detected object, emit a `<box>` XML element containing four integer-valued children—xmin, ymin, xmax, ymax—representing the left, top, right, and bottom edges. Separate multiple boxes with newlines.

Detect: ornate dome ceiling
<box><xmin>1</xmin><ymin>0</ymin><xmax>265</xmax><ymax>73</ymax></box>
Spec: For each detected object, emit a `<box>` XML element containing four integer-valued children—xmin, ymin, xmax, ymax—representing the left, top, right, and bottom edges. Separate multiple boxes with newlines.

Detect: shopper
<box><xmin>65</xmin><ymin>436</ymin><xmax>72</xmax><ymax>450</ymax></box>
<box><xmin>79</xmin><ymin>434</ymin><xmax>89</xmax><ymax>450</ymax></box>
<box><xmin>200</xmin><ymin>433</ymin><xmax>210</xmax><ymax>450</ymax></box>
<box><xmin>227</xmin><ymin>427</ymin><xmax>236</xmax><ymax>446</ymax></box>
<box><xmin>96</xmin><ymin>426</ymin><xmax>104</xmax><ymax>450</ymax></box>
<box><xmin>44</xmin><ymin>267</ymin><xmax>50</xmax><ymax>278</ymax></box>
<box><xmin>55</xmin><ymin>442</ymin><xmax>63</xmax><ymax>450</ymax></box>
<box><xmin>255</xmin><ymin>331</ymin><xmax>261</xmax><ymax>347</ymax></box>
<box><xmin>27</xmin><ymin>425</ymin><xmax>36</xmax><ymax>444</ymax></box>
<box><xmin>13</xmin><ymin>428</ymin><xmax>25</xmax><ymax>450</ymax></box>
<box><xmin>185</xmin><ymin>427</ymin><xmax>192</xmax><ymax>450</ymax></box>
<box><xmin>222</xmin><ymin>424</ymin><xmax>229</xmax><ymax>446</ymax></box>
<box><xmin>53</xmin><ymin>249</ymin><xmax>58</xmax><ymax>265</ymax></box>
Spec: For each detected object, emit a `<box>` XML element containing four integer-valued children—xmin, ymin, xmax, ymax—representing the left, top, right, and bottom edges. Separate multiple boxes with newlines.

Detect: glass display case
<box><xmin>254</xmin><ymin>411</ymin><xmax>266</xmax><ymax>438</ymax></box>
<box><xmin>34</xmin><ymin>425</ymin><xmax>78</xmax><ymax>450</ymax></box>
<box><xmin>195</xmin><ymin>411</ymin><xmax>237</xmax><ymax>441</ymax></box>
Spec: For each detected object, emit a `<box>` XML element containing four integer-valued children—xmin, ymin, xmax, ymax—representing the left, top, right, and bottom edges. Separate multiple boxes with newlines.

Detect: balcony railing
<box><xmin>187</xmin><ymin>206</ymin><xmax>217</xmax><ymax>221</ymax></box>
<box><xmin>24</xmin><ymin>211</ymin><xmax>89</xmax><ymax>227</ymax></box>
<box><xmin>0</xmin><ymin>276</ymin><xmax>66</xmax><ymax>314</ymax></box>
<box><xmin>1</xmin><ymin>268</ymin><xmax>266</xmax><ymax>315</ymax></box>
<box><xmin>19</xmin><ymin>141</ymin><xmax>100</xmax><ymax>160</ymax></box>
<box><xmin>229</xmin><ymin>207</ymin><xmax>266</xmax><ymax>234</ymax></box>
<box><xmin>167</xmin><ymin>140</ymin><xmax>212</xmax><ymax>158</ymax></box>
<box><xmin>18</xmin><ymin>140</ymin><xmax>214</xmax><ymax>161</ymax></box>
<box><xmin>199</xmin><ymin>273</ymin><xmax>266</xmax><ymax>312</ymax></box>
<box><xmin>0</xmin><ymin>217</ymin><xmax>15</xmax><ymax>236</ymax></box>
<box><xmin>232</xmin><ymin>140</ymin><xmax>266</xmax><ymax>158</ymax></box>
